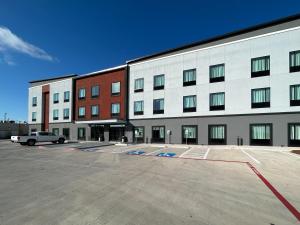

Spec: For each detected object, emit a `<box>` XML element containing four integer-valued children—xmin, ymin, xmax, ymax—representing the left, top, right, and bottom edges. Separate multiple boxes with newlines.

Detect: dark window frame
<box><xmin>78</xmin><ymin>88</ymin><xmax>86</xmax><ymax>100</ymax></box>
<box><xmin>52</xmin><ymin>128</ymin><xmax>59</xmax><ymax>136</ymax></box>
<box><xmin>249</xmin><ymin>123</ymin><xmax>273</xmax><ymax>146</ymax></box>
<box><xmin>183</xmin><ymin>95</ymin><xmax>197</xmax><ymax>113</ymax></box>
<box><xmin>63</xmin><ymin>108</ymin><xmax>70</xmax><ymax>120</ymax></box>
<box><xmin>53</xmin><ymin>93</ymin><xmax>59</xmax><ymax>104</ymax></box>
<box><xmin>134</xmin><ymin>78</ymin><xmax>144</xmax><ymax>93</ymax></box>
<box><xmin>111</xmin><ymin>81</ymin><xmax>121</xmax><ymax>96</ymax></box>
<box><xmin>251</xmin><ymin>87</ymin><xmax>271</xmax><ymax>108</ymax></box>
<box><xmin>134</xmin><ymin>126</ymin><xmax>145</xmax><ymax>143</ymax></box>
<box><xmin>209</xmin><ymin>92</ymin><xmax>225</xmax><ymax>111</ymax></box>
<box><xmin>151</xmin><ymin>125</ymin><xmax>165</xmax><ymax>143</ymax></box>
<box><xmin>91</xmin><ymin>85</ymin><xmax>100</xmax><ymax>98</ymax></box>
<box><xmin>153</xmin><ymin>74</ymin><xmax>165</xmax><ymax>90</ymax></box>
<box><xmin>62</xmin><ymin>128</ymin><xmax>70</xmax><ymax>140</ymax></box>
<box><xmin>134</xmin><ymin>101</ymin><xmax>144</xmax><ymax>115</ymax></box>
<box><xmin>208</xmin><ymin>124</ymin><xmax>227</xmax><ymax>145</ymax></box>
<box><xmin>209</xmin><ymin>63</ymin><xmax>225</xmax><ymax>83</ymax></box>
<box><xmin>91</xmin><ymin>105</ymin><xmax>99</xmax><ymax>118</ymax></box>
<box><xmin>111</xmin><ymin>103</ymin><xmax>120</xmax><ymax>117</ymax></box>
<box><xmin>53</xmin><ymin>109</ymin><xmax>59</xmax><ymax>121</ymax></box>
<box><xmin>78</xmin><ymin>107</ymin><xmax>85</xmax><ymax>119</ymax></box>
<box><xmin>32</xmin><ymin>97</ymin><xmax>37</xmax><ymax>107</ymax></box>
<box><xmin>251</xmin><ymin>56</ymin><xmax>270</xmax><ymax>78</ymax></box>
<box><xmin>183</xmin><ymin>69</ymin><xmax>197</xmax><ymax>87</ymax></box>
<box><xmin>290</xmin><ymin>84</ymin><xmax>300</xmax><ymax>106</ymax></box>
<box><xmin>181</xmin><ymin>125</ymin><xmax>198</xmax><ymax>144</ymax></box>
<box><xmin>153</xmin><ymin>98</ymin><xmax>164</xmax><ymax>114</ymax></box>
<box><xmin>289</xmin><ymin>50</ymin><xmax>300</xmax><ymax>73</ymax></box>
<box><xmin>288</xmin><ymin>123</ymin><xmax>300</xmax><ymax>146</ymax></box>
<box><xmin>64</xmin><ymin>91</ymin><xmax>70</xmax><ymax>103</ymax></box>
<box><xmin>77</xmin><ymin>128</ymin><xmax>86</xmax><ymax>141</ymax></box>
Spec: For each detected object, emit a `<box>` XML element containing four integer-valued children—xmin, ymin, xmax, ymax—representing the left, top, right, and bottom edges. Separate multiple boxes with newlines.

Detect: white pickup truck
<box><xmin>11</xmin><ymin>131</ymin><xmax>65</xmax><ymax>146</ymax></box>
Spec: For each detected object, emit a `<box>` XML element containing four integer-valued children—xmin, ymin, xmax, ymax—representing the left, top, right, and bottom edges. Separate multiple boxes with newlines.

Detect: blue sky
<box><xmin>0</xmin><ymin>0</ymin><xmax>299</xmax><ymax>122</ymax></box>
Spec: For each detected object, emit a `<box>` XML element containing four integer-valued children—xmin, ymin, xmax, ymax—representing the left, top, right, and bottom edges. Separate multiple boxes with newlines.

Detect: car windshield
<box><xmin>30</xmin><ymin>133</ymin><xmax>36</xmax><ymax>136</ymax></box>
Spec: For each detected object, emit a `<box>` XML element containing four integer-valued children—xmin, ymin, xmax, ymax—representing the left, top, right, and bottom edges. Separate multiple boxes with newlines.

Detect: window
<box><xmin>210</xmin><ymin>92</ymin><xmax>225</xmax><ymax>111</ymax></box>
<box><xmin>64</xmin><ymin>91</ymin><xmax>70</xmax><ymax>102</ymax></box>
<box><xmin>152</xmin><ymin>126</ymin><xmax>165</xmax><ymax>143</ymax></box>
<box><xmin>183</xmin><ymin>69</ymin><xmax>196</xmax><ymax>86</ymax></box>
<box><xmin>208</xmin><ymin>125</ymin><xmax>226</xmax><ymax>145</ymax></box>
<box><xmin>290</xmin><ymin>50</ymin><xmax>300</xmax><ymax>73</ymax></box>
<box><xmin>290</xmin><ymin>85</ymin><xmax>300</xmax><ymax>106</ymax></box>
<box><xmin>78</xmin><ymin>107</ymin><xmax>85</xmax><ymax>118</ymax></box>
<box><xmin>63</xmin><ymin>108</ymin><xmax>70</xmax><ymax>120</ymax></box>
<box><xmin>250</xmin><ymin>124</ymin><xmax>272</xmax><ymax>146</ymax></box>
<box><xmin>134</xmin><ymin>78</ymin><xmax>144</xmax><ymax>92</ymax></box>
<box><xmin>153</xmin><ymin>98</ymin><xmax>164</xmax><ymax>114</ymax></box>
<box><xmin>111</xmin><ymin>103</ymin><xmax>120</xmax><ymax>117</ymax></box>
<box><xmin>182</xmin><ymin>126</ymin><xmax>197</xmax><ymax>144</ymax></box>
<box><xmin>53</xmin><ymin>109</ymin><xmax>59</xmax><ymax>120</ymax></box>
<box><xmin>111</xmin><ymin>82</ymin><xmax>120</xmax><ymax>96</ymax></box>
<box><xmin>251</xmin><ymin>88</ymin><xmax>270</xmax><ymax>108</ymax></box>
<box><xmin>63</xmin><ymin>128</ymin><xmax>70</xmax><ymax>140</ymax></box>
<box><xmin>91</xmin><ymin>85</ymin><xmax>99</xmax><ymax>98</ymax></box>
<box><xmin>288</xmin><ymin>124</ymin><xmax>300</xmax><ymax>146</ymax></box>
<box><xmin>91</xmin><ymin>105</ymin><xmax>99</xmax><ymax>117</ymax></box>
<box><xmin>78</xmin><ymin>128</ymin><xmax>86</xmax><ymax>141</ymax></box>
<box><xmin>32</xmin><ymin>97</ymin><xmax>37</xmax><ymax>107</ymax></box>
<box><xmin>32</xmin><ymin>112</ymin><xmax>36</xmax><ymax>122</ymax></box>
<box><xmin>153</xmin><ymin>75</ymin><xmax>164</xmax><ymax>90</ymax></box>
<box><xmin>53</xmin><ymin>93</ymin><xmax>59</xmax><ymax>104</ymax></box>
<box><xmin>251</xmin><ymin>56</ymin><xmax>270</xmax><ymax>77</ymax></box>
<box><xmin>134</xmin><ymin>127</ymin><xmax>144</xmax><ymax>143</ymax></box>
<box><xmin>183</xmin><ymin>95</ymin><xmax>196</xmax><ymax>112</ymax></box>
<box><xmin>52</xmin><ymin>128</ymin><xmax>59</xmax><ymax>136</ymax></box>
<box><xmin>210</xmin><ymin>64</ymin><xmax>225</xmax><ymax>83</ymax></box>
<box><xmin>134</xmin><ymin>101</ymin><xmax>144</xmax><ymax>115</ymax></box>
<box><xmin>78</xmin><ymin>88</ymin><xmax>86</xmax><ymax>100</ymax></box>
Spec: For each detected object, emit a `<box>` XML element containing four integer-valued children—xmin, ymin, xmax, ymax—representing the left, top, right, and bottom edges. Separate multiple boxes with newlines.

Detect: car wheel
<box><xmin>58</xmin><ymin>138</ymin><xmax>65</xmax><ymax>144</ymax></box>
<box><xmin>27</xmin><ymin>139</ymin><xmax>36</xmax><ymax>146</ymax></box>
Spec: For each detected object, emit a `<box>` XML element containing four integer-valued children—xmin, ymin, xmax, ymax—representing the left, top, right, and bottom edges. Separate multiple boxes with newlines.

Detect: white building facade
<box><xmin>28</xmin><ymin>75</ymin><xmax>77</xmax><ymax>140</ymax></box>
<box><xmin>128</xmin><ymin>15</ymin><xmax>300</xmax><ymax>146</ymax></box>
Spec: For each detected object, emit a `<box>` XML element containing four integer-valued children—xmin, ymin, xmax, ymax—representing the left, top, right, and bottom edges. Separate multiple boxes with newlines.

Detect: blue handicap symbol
<box><xmin>127</xmin><ymin>150</ymin><xmax>145</xmax><ymax>155</ymax></box>
<box><xmin>156</xmin><ymin>152</ymin><xmax>176</xmax><ymax>157</ymax></box>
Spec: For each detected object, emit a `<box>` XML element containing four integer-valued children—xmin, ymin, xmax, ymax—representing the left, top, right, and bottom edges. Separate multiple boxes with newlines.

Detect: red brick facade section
<box><xmin>42</xmin><ymin>85</ymin><xmax>49</xmax><ymax>131</ymax></box>
<box><xmin>75</xmin><ymin>68</ymin><xmax>127</xmax><ymax>121</ymax></box>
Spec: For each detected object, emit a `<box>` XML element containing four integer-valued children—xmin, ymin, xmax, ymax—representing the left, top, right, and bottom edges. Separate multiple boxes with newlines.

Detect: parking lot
<box><xmin>0</xmin><ymin>140</ymin><xmax>299</xmax><ymax>225</ymax></box>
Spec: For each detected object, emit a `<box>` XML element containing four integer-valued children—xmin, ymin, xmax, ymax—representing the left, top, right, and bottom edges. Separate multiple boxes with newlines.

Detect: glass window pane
<box><xmin>91</xmin><ymin>106</ymin><xmax>99</xmax><ymax>115</ymax></box>
<box><xmin>210</xmin><ymin>93</ymin><xmax>225</xmax><ymax>106</ymax></box>
<box><xmin>154</xmin><ymin>75</ymin><xmax>164</xmax><ymax>87</ymax></box>
<box><xmin>112</xmin><ymin>103</ymin><xmax>120</xmax><ymax>113</ymax></box>
<box><xmin>135</xmin><ymin>78</ymin><xmax>144</xmax><ymax>90</ymax></box>
<box><xmin>210</xmin><ymin>126</ymin><xmax>225</xmax><ymax>139</ymax></box>
<box><xmin>291</xmin><ymin>51</ymin><xmax>300</xmax><ymax>67</ymax></box>
<box><xmin>183</xmin><ymin>95</ymin><xmax>196</xmax><ymax>108</ymax></box>
<box><xmin>134</xmin><ymin>101</ymin><xmax>143</xmax><ymax>112</ymax></box>
<box><xmin>91</xmin><ymin>86</ymin><xmax>99</xmax><ymax>97</ymax></box>
<box><xmin>252</xmin><ymin>57</ymin><xmax>270</xmax><ymax>72</ymax></box>
<box><xmin>135</xmin><ymin>127</ymin><xmax>144</xmax><ymax>138</ymax></box>
<box><xmin>79</xmin><ymin>107</ymin><xmax>85</xmax><ymax>116</ymax></box>
<box><xmin>183</xmin><ymin>126</ymin><xmax>196</xmax><ymax>138</ymax></box>
<box><xmin>252</xmin><ymin>88</ymin><xmax>270</xmax><ymax>103</ymax></box>
<box><xmin>79</xmin><ymin>89</ymin><xmax>85</xmax><ymax>98</ymax></box>
<box><xmin>112</xmin><ymin>82</ymin><xmax>120</xmax><ymax>94</ymax></box>
<box><xmin>63</xmin><ymin>108</ymin><xmax>69</xmax><ymax>117</ymax></box>
<box><xmin>183</xmin><ymin>69</ymin><xmax>196</xmax><ymax>82</ymax></box>
<box><xmin>153</xmin><ymin>99</ymin><xmax>164</xmax><ymax>110</ymax></box>
<box><xmin>291</xmin><ymin>85</ymin><xmax>300</xmax><ymax>100</ymax></box>
<box><xmin>210</xmin><ymin>64</ymin><xmax>225</xmax><ymax>78</ymax></box>
<box><xmin>64</xmin><ymin>91</ymin><xmax>70</xmax><ymax>101</ymax></box>
<box><xmin>252</xmin><ymin>125</ymin><xmax>270</xmax><ymax>140</ymax></box>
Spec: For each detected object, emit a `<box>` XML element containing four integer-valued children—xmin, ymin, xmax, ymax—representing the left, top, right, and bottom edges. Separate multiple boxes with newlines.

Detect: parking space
<box><xmin>0</xmin><ymin>140</ymin><xmax>299</xmax><ymax>225</ymax></box>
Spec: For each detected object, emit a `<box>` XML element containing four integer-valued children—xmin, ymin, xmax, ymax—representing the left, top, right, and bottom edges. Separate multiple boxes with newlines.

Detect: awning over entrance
<box><xmin>75</xmin><ymin>119</ymin><xmax>126</xmax><ymax>125</ymax></box>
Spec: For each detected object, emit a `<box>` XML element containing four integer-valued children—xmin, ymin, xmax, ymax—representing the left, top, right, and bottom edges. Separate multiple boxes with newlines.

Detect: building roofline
<box><xmin>127</xmin><ymin>13</ymin><xmax>300</xmax><ymax>64</ymax></box>
<box><xmin>29</xmin><ymin>74</ymin><xmax>77</xmax><ymax>84</ymax></box>
<box><xmin>75</xmin><ymin>65</ymin><xmax>126</xmax><ymax>80</ymax></box>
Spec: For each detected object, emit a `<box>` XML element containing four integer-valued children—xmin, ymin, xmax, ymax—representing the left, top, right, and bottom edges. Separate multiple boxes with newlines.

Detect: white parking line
<box><xmin>282</xmin><ymin>151</ymin><xmax>300</xmax><ymax>159</ymax></box>
<box><xmin>240</xmin><ymin>148</ymin><xmax>261</xmax><ymax>164</ymax></box>
<box><xmin>145</xmin><ymin>148</ymin><xmax>163</xmax><ymax>156</ymax></box>
<box><xmin>179</xmin><ymin>147</ymin><xmax>193</xmax><ymax>158</ymax></box>
<box><xmin>203</xmin><ymin>148</ymin><xmax>210</xmax><ymax>159</ymax></box>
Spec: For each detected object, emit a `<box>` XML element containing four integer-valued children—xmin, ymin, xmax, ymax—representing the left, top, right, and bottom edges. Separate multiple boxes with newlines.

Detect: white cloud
<box><xmin>0</xmin><ymin>26</ymin><xmax>54</xmax><ymax>64</ymax></box>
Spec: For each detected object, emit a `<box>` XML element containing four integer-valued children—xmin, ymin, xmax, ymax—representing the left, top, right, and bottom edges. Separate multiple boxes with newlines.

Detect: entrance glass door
<box><xmin>109</xmin><ymin>126</ymin><xmax>125</xmax><ymax>141</ymax></box>
<box><xmin>91</xmin><ymin>125</ymin><xmax>104</xmax><ymax>141</ymax></box>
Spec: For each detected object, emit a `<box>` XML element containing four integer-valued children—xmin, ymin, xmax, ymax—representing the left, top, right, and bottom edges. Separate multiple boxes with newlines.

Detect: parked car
<box><xmin>11</xmin><ymin>131</ymin><xmax>65</xmax><ymax>146</ymax></box>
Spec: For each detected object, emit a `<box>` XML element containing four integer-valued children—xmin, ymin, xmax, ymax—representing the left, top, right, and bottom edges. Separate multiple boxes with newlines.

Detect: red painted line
<box><xmin>128</xmin><ymin>154</ymin><xmax>300</xmax><ymax>222</ymax></box>
<box><xmin>246</xmin><ymin>162</ymin><xmax>300</xmax><ymax>222</ymax></box>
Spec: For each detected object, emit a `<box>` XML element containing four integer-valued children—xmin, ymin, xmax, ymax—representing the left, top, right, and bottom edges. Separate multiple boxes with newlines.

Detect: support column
<box><xmin>104</xmin><ymin>125</ymin><xmax>110</xmax><ymax>143</ymax></box>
